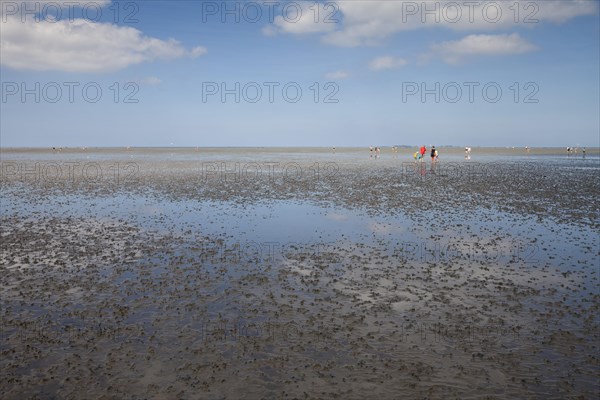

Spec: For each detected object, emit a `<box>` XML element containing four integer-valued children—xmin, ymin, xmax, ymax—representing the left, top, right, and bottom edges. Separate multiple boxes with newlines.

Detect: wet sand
<box><xmin>1</xmin><ymin>148</ymin><xmax>599</xmax><ymax>399</ymax></box>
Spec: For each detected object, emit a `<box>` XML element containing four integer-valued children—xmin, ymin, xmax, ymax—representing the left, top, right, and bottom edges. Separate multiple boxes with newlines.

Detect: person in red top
<box><xmin>419</xmin><ymin>145</ymin><xmax>426</xmax><ymax>160</ymax></box>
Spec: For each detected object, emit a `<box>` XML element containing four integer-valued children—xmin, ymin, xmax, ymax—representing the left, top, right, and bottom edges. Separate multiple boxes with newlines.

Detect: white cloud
<box><xmin>189</xmin><ymin>46</ymin><xmax>208</xmax><ymax>58</ymax></box>
<box><xmin>325</xmin><ymin>70</ymin><xmax>349</xmax><ymax>79</ymax></box>
<box><xmin>263</xmin><ymin>1</ymin><xmax>337</xmax><ymax>36</ymax></box>
<box><xmin>536</xmin><ymin>0</ymin><xmax>599</xmax><ymax>23</ymax></box>
<box><xmin>369</xmin><ymin>56</ymin><xmax>408</xmax><ymax>70</ymax></box>
<box><xmin>431</xmin><ymin>33</ymin><xmax>536</xmax><ymax>64</ymax></box>
<box><xmin>323</xmin><ymin>2</ymin><xmax>412</xmax><ymax>47</ymax></box>
<box><xmin>314</xmin><ymin>1</ymin><xmax>598</xmax><ymax>47</ymax></box>
<box><xmin>0</xmin><ymin>15</ymin><xmax>206</xmax><ymax>72</ymax></box>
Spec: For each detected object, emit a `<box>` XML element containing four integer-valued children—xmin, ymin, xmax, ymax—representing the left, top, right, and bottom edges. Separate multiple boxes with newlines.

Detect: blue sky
<box><xmin>1</xmin><ymin>0</ymin><xmax>598</xmax><ymax>147</ymax></box>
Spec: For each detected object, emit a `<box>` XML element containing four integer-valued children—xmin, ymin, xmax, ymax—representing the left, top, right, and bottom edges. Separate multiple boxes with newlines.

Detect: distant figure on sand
<box><xmin>430</xmin><ymin>146</ymin><xmax>437</xmax><ymax>163</ymax></box>
<box><xmin>465</xmin><ymin>146</ymin><xmax>471</xmax><ymax>160</ymax></box>
<box><xmin>420</xmin><ymin>145</ymin><xmax>426</xmax><ymax>160</ymax></box>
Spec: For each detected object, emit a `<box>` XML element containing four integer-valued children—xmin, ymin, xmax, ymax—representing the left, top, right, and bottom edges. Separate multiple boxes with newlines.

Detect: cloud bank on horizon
<box><xmin>0</xmin><ymin>0</ymin><xmax>598</xmax><ymax>147</ymax></box>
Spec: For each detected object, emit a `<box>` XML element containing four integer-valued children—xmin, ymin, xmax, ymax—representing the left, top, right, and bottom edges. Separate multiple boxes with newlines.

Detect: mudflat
<box><xmin>1</xmin><ymin>148</ymin><xmax>598</xmax><ymax>399</ymax></box>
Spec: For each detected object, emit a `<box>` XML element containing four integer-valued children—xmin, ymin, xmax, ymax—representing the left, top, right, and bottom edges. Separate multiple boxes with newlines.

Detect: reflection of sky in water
<box><xmin>0</xmin><ymin>193</ymin><xmax>415</xmax><ymax>244</ymax></box>
<box><xmin>1</xmin><ymin>190</ymin><xmax>597</xmax><ymax>273</ymax></box>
